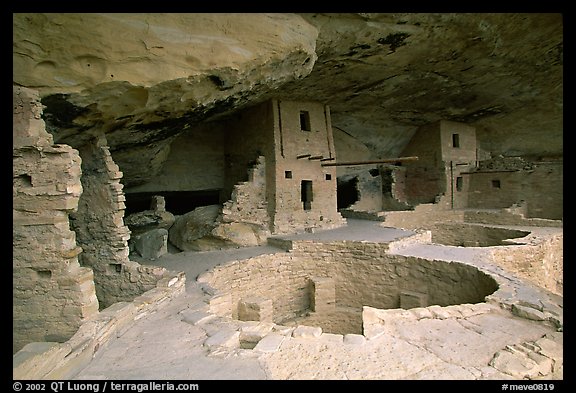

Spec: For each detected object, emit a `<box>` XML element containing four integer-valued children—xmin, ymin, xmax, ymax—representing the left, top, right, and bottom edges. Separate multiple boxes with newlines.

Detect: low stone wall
<box><xmin>463</xmin><ymin>209</ymin><xmax>563</xmax><ymax>227</ymax></box>
<box><xmin>381</xmin><ymin>203</ymin><xmax>465</xmax><ymax>229</ymax></box>
<box><xmin>13</xmin><ymin>270</ymin><xmax>185</xmax><ymax>380</ymax></box>
<box><xmin>487</xmin><ymin>233</ymin><xmax>563</xmax><ymax>296</ymax></box>
<box><xmin>362</xmin><ymin>302</ymin><xmax>499</xmax><ymax>339</ymax></box>
<box><xmin>428</xmin><ymin>223</ymin><xmax>530</xmax><ymax>247</ymax></box>
<box><xmin>198</xmin><ymin>237</ymin><xmax>499</xmax><ymax>335</ymax></box>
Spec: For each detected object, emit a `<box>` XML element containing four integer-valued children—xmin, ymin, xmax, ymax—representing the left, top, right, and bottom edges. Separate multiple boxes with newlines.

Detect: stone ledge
<box><xmin>13</xmin><ymin>269</ymin><xmax>186</xmax><ymax>380</ymax></box>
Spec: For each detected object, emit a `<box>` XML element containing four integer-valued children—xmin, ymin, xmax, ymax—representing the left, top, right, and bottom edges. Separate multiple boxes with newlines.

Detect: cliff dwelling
<box><xmin>13</xmin><ymin>13</ymin><xmax>563</xmax><ymax>381</ymax></box>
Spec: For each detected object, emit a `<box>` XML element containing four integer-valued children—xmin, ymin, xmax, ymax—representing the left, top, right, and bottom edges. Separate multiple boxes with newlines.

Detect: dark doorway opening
<box><xmin>456</xmin><ymin>176</ymin><xmax>463</xmax><ymax>192</ymax></box>
<box><xmin>124</xmin><ymin>189</ymin><xmax>222</xmax><ymax>215</ymax></box>
<box><xmin>301</xmin><ymin>180</ymin><xmax>313</xmax><ymax>210</ymax></box>
<box><xmin>337</xmin><ymin>176</ymin><xmax>359</xmax><ymax>210</ymax></box>
<box><xmin>452</xmin><ymin>133</ymin><xmax>460</xmax><ymax>148</ymax></box>
<box><xmin>300</xmin><ymin>111</ymin><xmax>311</xmax><ymax>131</ymax></box>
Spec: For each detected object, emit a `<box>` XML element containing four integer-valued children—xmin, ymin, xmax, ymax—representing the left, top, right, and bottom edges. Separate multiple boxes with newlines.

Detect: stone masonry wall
<box><xmin>223</xmin><ymin>101</ymin><xmax>275</xmax><ymax>202</ymax></box>
<box><xmin>13</xmin><ymin>86</ymin><xmax>99</xmax><ymax>353</ymax></box>
<box><xmin>70</xmin><ymin>135</ymin><xmax>166</xmax><ymax>309</ymax></box>
<box><xmin>13</xmin><ymin>271</ymin><xmax>186</xmax><ymax>380</ymax></box>
<box><xmin>400</xmin><ymin>121</ymin><xmax>445</xmax><ymax>205</ymax></box>
<box><xmin>466</xmin><ymin>161</ymin><xmax>563</xmax><ymax>220</ymax></box>
<box><xmin>428</xmin><ymin>223</ymin><xmax>530</xmax><ymax>247</ymax></box>
<box><xmin>272</xmin><ymin>158</ymin><xmax>345</xmax><ymax>234</ymax></box>
<box><xmin>381</xmin><ymin>203</ymin><xmax>466</xmax><ymax>229</ymax></box>
<box><xmin>271</xmin><ymin>100</ymin><xmax>345</xmax><ymax>234</ymax></box>
<box><xmin>214</xmin><ymin>156</ymin><xmax>271</xmax><ymax>246</ymax></box>
<box><xmin>198</xmin><ymin>239</ymin><xmax>498</xmax><ymax>334</ymax></box>
<box><xmin>488</xmin><ymin>233</ymin><xmax>563</xmax><ymax>296</ymax></box>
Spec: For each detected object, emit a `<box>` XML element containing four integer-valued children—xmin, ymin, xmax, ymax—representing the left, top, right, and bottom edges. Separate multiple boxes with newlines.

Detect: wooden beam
<box><xmin>320</xmin><ymin>156</ymin><xmax>419</xmax><ymax>167</ymax></box>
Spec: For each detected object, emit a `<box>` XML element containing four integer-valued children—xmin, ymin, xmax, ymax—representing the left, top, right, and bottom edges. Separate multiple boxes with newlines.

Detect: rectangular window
<box><xmin>285</xmin><ymin>170</ymin><xmax>292</xmax><ymax>179</ymax></box>
<box><xmin>325</xmin><ymin>174</ymin><xmax>332</xmax><ymax>181</ymax></box>
<box><xmin>301</xmin><ymin>180</ymin><xmax>313</xmax><ymax>210</ymax></box>
<box><xmin>456</xmin><ymin>176</ymin><xmax>463</xmax><ymax>192</ymax></box>
<box><xmin>452</xmin><ymin>133</ymin><xmax>460</xmax><ymax>148</ymax></box>
<box><xmin>492</xmin><ymin>179</ymin><xmax>501</xmax><ymax>189</ymax></box>
<box><xmin>300</xmin><ymin>111</ymin><xmax>311</xmax><ymax>131</ymax></box>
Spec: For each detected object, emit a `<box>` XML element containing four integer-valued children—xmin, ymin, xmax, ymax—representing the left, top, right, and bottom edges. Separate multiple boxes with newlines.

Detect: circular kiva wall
<box><xmin>428</xmin><ymin>223</ymin><xmax>530</xmax><ymax>247</ymax></box>
<box><xmin>198</xmin><ymin>242</ymin><xmax>499</xmax><ymax>335</ymax></box>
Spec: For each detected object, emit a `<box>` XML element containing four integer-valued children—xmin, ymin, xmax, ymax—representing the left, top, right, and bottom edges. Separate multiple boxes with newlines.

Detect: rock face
<box><xmin>13</xmin><ymin>13</ymin><xmax>318</xmax><ymax>187</ymax></box>
<box><xmin>169</xmin><ymin>205</ymin><xmax>222</xmax><ymax>251</ymax></box>
<box><xmin>13</xmin><ymin>13</ymin><xmax>562</xmax><ymax>190</ymax></box>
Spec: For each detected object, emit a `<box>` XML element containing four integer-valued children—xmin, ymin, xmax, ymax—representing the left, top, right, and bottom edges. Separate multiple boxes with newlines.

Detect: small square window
<box><xmin>285</xmin><ymin>171</ymin><xmax>292</xmax><ymax>179</ymax></box>
<box><xmin>325</xmin><ymin>174</ymin><xmax>332</xmax><ymax>181</ymax></box>
<box><xmin>492</xmin><ymin>179</ymin><xmax>501</xmax><ymax>189</ymax></box>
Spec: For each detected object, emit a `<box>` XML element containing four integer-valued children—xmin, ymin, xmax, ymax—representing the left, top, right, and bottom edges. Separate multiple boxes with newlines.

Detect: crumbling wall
<box><xmin>467</xmin><ymin>158</ymin><xmax>563</xmax><ymax>220</ymax></box>
<box><xmin>399</xmin><ymin>120</ymin><xmax>477</xmax><ymax>209</ymax></box>
<box><xmin>70</xmin><ymin>134</ymin><xmax>166</xmax><ymax>309</ymax></box>
<box><xmin>400</xmin><ymin>121</ymin><xmax>445</xmax><ymax>205</ymax></box>
<box><xmin>380</xmin><ymin>165</ymin><xmax>412</xmax><ymax>210</ymax></box>
<box><xmin>215</xmin><ymin>156</ymin><xmax>271</xmax><ymax>246</ymax></box>
<box><xmin>488</xmin><ymin>233</ymin><xmax>563</xmax><ymax>296</ymax></box>
<box><xmin>342</xmin><ymin>168</ymin><xmax>383</xmax><ymax>212</ymax></box>
<box><xmin>13</xmin><ymin>270</ymin><xmax>186</xmax><ymax>380</ymax></box>
<box><xmin>223</xmin><ymin>102</ymin><xmax>274</xmax><ymax>201</ymax></box>
<box><xmin>13</xmin><ymin>86</ymin><xmax>99</xmax><ymax>353</ymax></box>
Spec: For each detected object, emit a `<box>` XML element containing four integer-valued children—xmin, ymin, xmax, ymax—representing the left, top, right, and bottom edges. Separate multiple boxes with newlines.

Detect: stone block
<box><xmin>209</xmin><ymin>293</ymin><xmax>232</xmax><ymax>317</ymax></box>
<box><xmin>253</xmin><ymin>333</ymin><xmax>285</xmax><ymax>353</ymax></box>
<box><xmin>181</xmin><ymin>310</ymin><xmax>216</xmax><ymax>325</ymax></box>
<box><xmin>409</xmin><ymin>307</ymin><xmax>434</xmax><ymax>320</ymax></box>
<box><xmin>204</xmin><ymin>330</ymin><xmax>240</xmax><ymax>349</ymax></box>
<box><xmin>238</xmin><ymin>297</ymin><xmax>273</xmax><ymax>322</ymax></box>
<box><xmin>489</xmin><ymin>349</ymin><xmax>542</xmax><ymax>379</ymax></box>
<box><xmin>239</xmin><ymin>322</ymin><xmax>275</xmax><ymax>345</ymax></box>
<box><xmin>344</xmin><ymin>334</ymin><xmax>366</xmax><ymax>346</ymax></box>
<box><xmin>428</xmin><ymin>305</ymin><xmax>454</xmax><ymax>320</ymax></box>
<box><xmin>292</xmin><ymin>325</ymin><xmax>322</xmax><ymax>338</ymax></box>
<box><xmin>133</xmin><ymin>228</ymin><xmax>168</xmax><ymax>260</ymax></box>
<box><xmin>319</xmin><ymin>333</ymin><xmax>344</xmax><ymax>344</ymax></box>
<box><xmin>512</xmin><ymin>304</ymin><xmax>546</xmax><ymax>321</ymax></box>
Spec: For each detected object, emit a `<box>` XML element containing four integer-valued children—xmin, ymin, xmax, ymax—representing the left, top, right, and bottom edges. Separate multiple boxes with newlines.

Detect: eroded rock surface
<box><xmin>13</xmin><ymin>13</ymin><xmax>562</xmax><ymax>188</ymax></box>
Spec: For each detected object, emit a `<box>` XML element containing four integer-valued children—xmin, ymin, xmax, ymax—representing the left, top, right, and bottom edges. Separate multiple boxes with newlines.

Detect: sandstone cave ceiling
<box><xmin>13</xmin><ymin>13</ymin><xmax>563</xmax><ymax>187</ymax></box>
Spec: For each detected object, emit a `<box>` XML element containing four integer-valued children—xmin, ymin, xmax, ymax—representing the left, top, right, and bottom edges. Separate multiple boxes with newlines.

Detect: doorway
<box><xmin>301</xmin><ymin>180</ymin><xmax>313</xmax><ymax>210</ymax></box>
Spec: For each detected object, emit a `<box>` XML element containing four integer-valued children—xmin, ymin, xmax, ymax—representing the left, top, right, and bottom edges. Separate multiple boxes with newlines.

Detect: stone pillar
<box><xmin>13</xmin><ymin>86</ymin><xmax>99</xmax><ymax>354</ymax></box>
<box><xmin>309</xmin><ymin>276</ymin><xmax>336</xmax><ymax>313</ymax></box>
<box><xmin>70</xmin><ymin>134</ymin><xmax>166</xmax><ymax>308</ymax></box>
